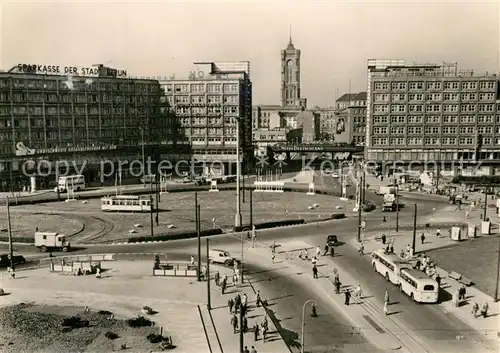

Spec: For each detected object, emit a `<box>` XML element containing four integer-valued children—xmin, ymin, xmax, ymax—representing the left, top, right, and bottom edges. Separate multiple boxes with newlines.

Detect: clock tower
<box><xmin>280</xmin><ymin>34</ymin><xmax>302</xmax><ymax>108</ymax></box>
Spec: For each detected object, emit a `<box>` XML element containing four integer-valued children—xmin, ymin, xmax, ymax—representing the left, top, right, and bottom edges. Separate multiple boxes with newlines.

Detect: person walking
<box><xmin>436</xmin><ymin>228</ymin><xmax>441</xmax><ymax>237</ymax></box>
<box><xmin>420</xmin><ymin>232</ymin><xmax>426</xmax><ymax>244</ymax></box>
<box><xmin>383</xmin><ymin>300</ymin><xmax>389</xmax><ymax>315</ymax></box>
<box><xmin>334</xmin><ymin>277</ymin><xmax>341</xmax><ymax>294</ymax></box>
<box><xmin>253</xmin><ymin>323</ymin><xmax>259</xmax><ymax>341</ymax></box>
<box><xmin>313</xmin><ymin>264</ymin><xmax>318</xmax><ymax>279</ymax></box>
<box><xmin>355</xmin><ymin>284</ymin><xmax>362</xmax><ymax>300</ymax></box>
<box><xmin>472</xmin><ymin>302</ymin><xmax>479</xmax><ymax>319</ymax></box>
<box><xmin>190</xmin><ymin>256</ymin><xmax>195</xmax><ymax>265</ymax></box>
<box><xmin>242</xmin><ymin>293</ymin><xmax>248</xmax><ymax>307</ymax></box>
<box><xmin>344</xmin><ymin>290</ymin><xmax>351</xmax><ymax>305</ymax></box>
<box><xmin>228</xmin><ymin>298</ymin><xmax>234</xmax><ymax>313</ymax></box>
<box><xmin>358</xmin><ymin>243</ymin><xmax>364</xmax><ymax>255</ymax></box>
<box><xmin>95</xmin><ymin>267</ymin><xmax>102</xmax><ymax>279</ymax></box>
<box><xmin>255</xmin><ymin>290</ymin><xmax>261</xmax><ymax>307</ymax></box>
<box><xmin>214</xmin><ymin>271</ymin><xmax>220</xmax><ymax>286</ymax></box>
<box><xmin>381</xmin><ymin>233</ymin><xmax>386</xmax><ymax>245</ymax></box>
<box><xmin>384</xmin><ymin>290</ymin><xmax>390</xmax><ymax>305</ymax></box>
<box><xmin>323</xmin><ymin>244</ymin><xmax>329</xmax><ymax>256</ymax></box>
<box><xmin>221</xmin><ymin>278</ymin><xmax>227</xmax><ymax>295</ymax></box>
<box><xmin>231</xmin><ymin>314</ymin><xmax>238</xmax><ymax>333</ymax></box>
<box><xmin>480</xmin><ymin>302</ymin><xmax>489</xmax><ymax>318</ymax></box>
<box><xmin>312</xmin><ymin>256</ymin><xmax>317</xmax><ymax>266</ymax></box>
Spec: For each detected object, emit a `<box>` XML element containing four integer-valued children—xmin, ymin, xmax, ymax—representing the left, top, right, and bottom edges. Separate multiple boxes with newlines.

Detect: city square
<box><xmin>0</xmin><ymin>2</ymin><xmax>499</xmax><ymax>353</ymax></box>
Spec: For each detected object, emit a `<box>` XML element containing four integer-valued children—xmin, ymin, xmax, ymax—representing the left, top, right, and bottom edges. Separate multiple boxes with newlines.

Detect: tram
<box><xmin>101</xmin><ymin>195</ymin><xmax>154</xmax><ymax>212</ymax></box>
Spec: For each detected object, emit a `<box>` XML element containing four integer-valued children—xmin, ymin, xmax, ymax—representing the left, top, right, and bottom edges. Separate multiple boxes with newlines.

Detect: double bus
<box><xmin>101</xmin><ymin>195</ymin><xmax>154</xmax><ymax>212</ymax></box>
<box><xmin>55</xmin><ymin>175</ymin><xmax>86</xmax><ymax>192</ymax></box>
<box><xmin>371</xmin><ymin>249</ymin><xmax>410</xmax><ymax>285</ymax></box>
<box><xmin>399</xmin><ymin>268</ymin><xmax>439</xmax><ymax>303</ymax></box>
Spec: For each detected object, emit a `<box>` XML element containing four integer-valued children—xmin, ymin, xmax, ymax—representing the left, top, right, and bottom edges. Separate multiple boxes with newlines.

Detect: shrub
<box><xmin>146</xmin><ymin>333</ymin><xmax>164</xmax><ymax>344</ymax></box>
<box><xmin>451</xmin><ymin>175</ymin><xmax>500</xmax><ymax>185</ymax></box>
<box><xmin>105</xmin><ymin>331</ymin><xmax>119</xmax><ymax>340</ymax></box>
<box><xmin>61</xmin><ymin>316</ymin><xmax>89</xmax><ymax>329</ymax></box>
<box><xmin>0</xmin><ymin>236</ymin><xmax>34</xmax><ymax>244</ymax></box>
<box><xmin>330</xmin><ymin>213</ymin><xmax>346</xmax><ymax>219</ymax></box>
<box><xmin>128</xmin><ymin>228</ymin><xmax>223</xmax><ymax>243</ymax></box>
<box><xmin>98</xmin><ymin>310</ymin><xmax>113</xmax><ymax>316</ymax></box>
<box><xmin>127</xmin><ymin>315</ymin><xmax>153</xmax><ymax>328</ymax></box>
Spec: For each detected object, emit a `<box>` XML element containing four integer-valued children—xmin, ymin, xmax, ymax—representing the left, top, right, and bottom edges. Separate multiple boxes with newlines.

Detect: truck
<box><xmin>34</xmin><ymin>232</ymin><xmax>71</xmax><ymax>252</ymax></box>
<box><xmin>377</xmin><ymin>186</ymin><xmax>396</xmax><ymax>195</ymax></box>
<box><xmin>382</xmin><ymin>193</ymin><xmax>396</xmax><ymax>212</ymax></box>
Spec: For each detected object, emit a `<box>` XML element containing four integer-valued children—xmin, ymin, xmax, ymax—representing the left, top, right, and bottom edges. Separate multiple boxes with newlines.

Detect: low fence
<box><xmin>50</xmin><ymin>260</ymin><xmax>100</xmax><ymax>274</ymax></box>
<box><xmin>153</xmin><ymin>262</ymin><xmax>199</xmax><ymax>277</ymax></box>
<box><xmin>39</xmin><ymin>253</ymin><xmax>117</xmax><ymax>267</ymax></box>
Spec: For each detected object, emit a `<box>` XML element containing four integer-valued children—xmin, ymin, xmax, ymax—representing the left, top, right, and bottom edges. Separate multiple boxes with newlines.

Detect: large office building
<box><xmin>160</xmin><ymin>61</ymin><xmax>252</xmax><ymax>172</ymax></box>
<box><xmin>0</xmin><ymin>64</ymin><xmax>177</xmax><ymax>191</ymax></box>
<box><xmin>366</xmin><ymin>59</ymin><xmax>500</xmax><ymax>174</ymax></box>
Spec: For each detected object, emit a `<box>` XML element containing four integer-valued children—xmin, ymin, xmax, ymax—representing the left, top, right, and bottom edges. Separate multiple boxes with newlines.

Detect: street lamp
<box><xmin>301</xmin><ymin>299</ymin><xmax>317</xmax><ymax>353</ymax></box>
<box><xmin>235</xmin><ymin>117</ymin><xmax>242</xmax><ymax>227</ymax></box>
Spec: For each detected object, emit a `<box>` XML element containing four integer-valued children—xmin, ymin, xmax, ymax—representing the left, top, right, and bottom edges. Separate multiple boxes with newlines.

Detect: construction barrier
<box><xmin>39</xmin><ymin>253</ymin><xmax>116</xmax><ymax>266</ymax></box>
<box><xmin>153</xmin><ymin>262</ymin><xmax>200</xmax><ymax>277</ymax></box>
<box><xmin>50</xmin><ymin>260</ymin><xmax>101</xmax><ymax>274</ymax></box>
<box><xmin>253</xmin><ymin>181</ymin><xmax>284</xmax><ymax>193</ymax></box>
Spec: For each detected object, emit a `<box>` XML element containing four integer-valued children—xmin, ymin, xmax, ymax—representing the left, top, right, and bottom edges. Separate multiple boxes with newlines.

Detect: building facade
<box><xmin>253</xmin><ymin>128</ymin><xmax>287</xmax><ymax>156</ymax></box>
<box><xmin>160</xmin><ymin>61</ymin><xmax>252</xmax><ymax>168</ymax></box>
<box><xmin>366</xmin><ymin>59</ymin><xmax>500</xmax><ymax>174</ymax></box>
<box><xmin>0</xmin><ymin>64</ymin><xmax>176</xmax><ymax>191</ymax></box>
<box><xmin>281</xmin><ymin>36</ymin><xmax>307</xmax><ymax>109</ymax></box>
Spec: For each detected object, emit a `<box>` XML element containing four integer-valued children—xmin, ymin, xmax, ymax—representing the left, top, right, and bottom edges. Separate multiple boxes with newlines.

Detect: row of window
<box><xmin>175</xmin><ymin>106</ymin><xmax>240</xmax><ymax>115</ymax></box>
<box><xmin>170</xmin><ymin>95</ymin><xmax>239</xmax><ymax>104</ymax></box>
<box><xmin>372</xmin><ymin>137</ymin><xmax>500</xmax><ymax>146</ymax></box>
<box><xmin>373</xmin><ymin>126</ymin><xmax>498</xmax><ymax>135</ymax></box>
<box><xmin>0</xmin><ymin>117</ymin><xmax>170</xmax><ymax>129</ymax></box>
<box><xmin>1</xmin><ymin>105</ymin><xmax>156</xmax><ymax>116</ymax></box>
<box><xmin>374</xmin><ymin>103</ymin><xmax>498</xmax><ymax>114</ymax></box>
<box><xmin>163</xmin><ymin>83</ymin><xmax>239</xmax><ymax>94</ymax></box>
<box><xmin>0</xmin><ymin>92</ymin><xmax>157</xmax><ymax>104</ymax></box>
<box><xmin>366</xmin><ymin>150</ymin><xmax>500</xmax><ymax>162</ymax></box>
<box><xmin>191</xmin><ymin>138</ymin><xmax>237</xmax><ymax>143</ymax></box>
<box><xmin>1</xmin><ymin>79</ymin><xmax>158</xmax><ymax>93</ymax></box>
<box><xmin>373</xmin><ymin>92</ymin><xmax>496</xmax><ymax>102</ymax></box>
<box><xmin>373</xmin><ymin>81</ymin><xmax>497</xmax><ymax>91</ymax></box>
<box><xmin>373</xmin><ymin>115</ymin><xmax>500</xmax><ymax>124</ymax></box>
<box><xmin>184</xmin><ymin>128</ymin><xmax>236</xmax><ymax>135</ymax></box>
<box><xmin>179</xmin><ymin>117</ymin><xmax>238</xmax><ymax>125</ymax></box>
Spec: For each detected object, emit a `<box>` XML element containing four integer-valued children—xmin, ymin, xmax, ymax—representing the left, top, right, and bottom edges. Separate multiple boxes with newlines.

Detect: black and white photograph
<box><xmin>0</xmin><ymin>1</ymin><xmax>499</xmax><ymax>352</ymax></box>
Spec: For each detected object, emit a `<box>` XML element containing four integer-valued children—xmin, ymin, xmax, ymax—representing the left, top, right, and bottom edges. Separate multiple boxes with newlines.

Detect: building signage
<box><xmin>15</xmin><ymin>141</ymin><xmax>117</xmax><ymax>156</ymax></box>
<box><xmin>16</xmin><ymin>64</ymin><xmax>127</xmax><ymax>78</ymax></box>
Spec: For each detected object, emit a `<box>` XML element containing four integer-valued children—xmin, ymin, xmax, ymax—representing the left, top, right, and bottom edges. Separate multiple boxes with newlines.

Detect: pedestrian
<box><xmin>383</xmin><ymin>300</ymin><xmax>389</xmax><ymax>315</ymax></box>
<box><xmin>272</xmin><ymin>252</ymin><xmax>276</xmax><ymax>263</ymax></box>
<box><xmin>304</xmin><ymin>249</ymin><xmax>309</xmax><ymax>260</ymax></box>
<box><xmin>221</xmin><ymin>279</ymin><xmax>227</xmax><ymax>294</ymax></box>
<box><xmin>235</xmin><ymin>295</ymin><xmax>241</xmax><ymax>313</ymax></box>
<box><xmin>311</xmin><ymin>303</ymin><xmax>318</xmax><ymax>317</ymax></box>
<box><xmin>420</xmin><ymin>232</ymin><xmax>425</xmax><ymax>244</ymax></box>
<box><xmin>228</xmin><ymin>298</ymin><xmax>234</xmax><ymax>313</ymax></box>
<box><xmin>358</xmin><ymin>243</ymin><xmax>364</xmax><ymax>255</ymax></box>
<box><xmin>243</xmin><ymin>346</ymin><xmax>249</xmax><ymax>353</ymax></box>
<box><xmin>344</xmin><ymin>290</ymin><xmax>351</xmax><ymax>305</ymax></box>
<box><xmin>233</xmin><ymin>272</ymin><xmax>238</xmax><ymax>285</ymax></box>
<box><xmin>231</xmin><ymin>314</ymin><xmax>238</xmax><ymax>333</ymax></box>
<box><xmin>241</xmin><ymin>303</ymin><xmax>247</xmax><ymax>317</ymax></box>
<box><xmin>435</xmin><ymin>273</ymin><xmax>441</xmax><ymax>287</ymax></box>
<box><xmin>252</xmin><ymin>228</ymin><xmax>256</xmax><ymax>248</ymax></box>
<box><xmin>436</xmin><ymin>228</ymin><xmax>441</xmax><ymax>237</ymax></box>
<box><xmin>190</xmin><ymin>256</ymin><xmax>195</xmax><ymax>265</ymax></box>
<box><xmin>243</xmin><ymin>316</ymin><xmax>248</xmax><ymax>333</ymax></box>
<box><xmin>330</xmin><ymin>246</ymin><xmax>335</xmax><ymax>257</ymax></box>
<box><xmin>480</xmin><ymin>302</ymin><xmax>489</xmax><ymax>318</ymax></box>
<box><xmin>312</xmin><ymin>264</ymin><xmax>318</xmax><ymax>279</ymax></box>
<box><xmin>298</xmin><ymin>249</ymin><xmax>303</xmax><ymax>259</ymax></box>
<box><xmin>335</xmin><ymin>278</ymin><xmax>341</xmax><ymax>294</ymax></box>
<box><xmin>384</xmin><ymin>290</ymin><xmax>390</xmax><ymax>305</ymax></box>
<box><xmin>323</xmin><ymin>244</ymin><xmax>329</xmax><ymax>256</ymax></box>
<box><xmin>472</xmin><ymin>302</ymin><xmax>479</xmax><ymax>318</ymax></box>
<box><xmin>355</xmin><ymin>284</ymin><xmax>362</xmax><ymax>299</ymax></box>
<box><xmin>262</xmin><ymin>325</ymin><xmax>268</xmax><ymax>342</ymax></box>
<box><xmin>312</xmin><ymin>256</ymin><xmax>317</xmax><ymax>266</ymax></box>
<box><xmin>253</xmin><ymin>323</ymin><xmax>259</xmax><ymax>341</ymax></box>
<box><xmin>95</xmin><ymin>267</ymin><xmax>102</xmax><ymax>279</ymax></box>
<box><xmin>381</xmin><ymin>233</ymin><xmax>386</xmax><ymax>245</ymax></box>
<box><xmin>214</xmin><ymin>271</ymin><xmax>220</xmax><ymax>286</ymax></box>
<box><xmin>316</xmin><ymin>246</ymin><xmax>321</xmax><ymax>258</ymax></box>
<box><xmin>256</xmin><ymin>290</ymin><xmax>261</xmax><ymax>307</ymax></box>
<box><xmin>250</xmin><ymin>346</ymin><xmax>257</xmax><ymax>353</ymax></box>
<box><xmin>242</xmin><ymin>293</ymin><xmax>248</xmax><ymax>307</ymax></box>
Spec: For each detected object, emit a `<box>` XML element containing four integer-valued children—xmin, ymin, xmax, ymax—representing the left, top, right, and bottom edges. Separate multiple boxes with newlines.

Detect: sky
<box><xmin>1</xmin><ymin>0</ymin><xmax>499</xmax><ymax>107</ymax></box>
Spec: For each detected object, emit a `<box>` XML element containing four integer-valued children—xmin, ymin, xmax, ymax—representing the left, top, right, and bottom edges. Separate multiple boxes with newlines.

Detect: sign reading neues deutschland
<box><xmin>14</xmin><ymin>142</ymin><xmax>117</xmax><ymax>157</ymax></box>
<box><xmin>16</xmin><ymin>64</ymin><xmax>127</xmax><ymax>78</ymax></box>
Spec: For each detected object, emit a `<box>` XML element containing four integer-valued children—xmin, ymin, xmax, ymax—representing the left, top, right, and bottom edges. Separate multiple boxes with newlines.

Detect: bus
<box><xmin>371</xmin><ymin>249</ymin><xmax>410</xmax><ymax>285</ymax></box>
<box><xmin>399</xmin><ymin>268</ymin><xmax>439</xmax><ymax>303</ymax></box>
<box><xmin>101</xmin><ymin>195</ymin><xmax>154</xmax><ymax>212</ymax></box>
<box><xmin>55</xmin><ymin>175</ymin><xmax>86</xmax><ymax>192</ymax></box>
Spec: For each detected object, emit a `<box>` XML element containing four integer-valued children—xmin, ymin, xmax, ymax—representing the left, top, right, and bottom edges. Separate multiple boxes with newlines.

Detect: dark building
<box><xmin>0</xmin><ymin>64</ymin><xmax>182</xmax><ymax>191</ymax></box>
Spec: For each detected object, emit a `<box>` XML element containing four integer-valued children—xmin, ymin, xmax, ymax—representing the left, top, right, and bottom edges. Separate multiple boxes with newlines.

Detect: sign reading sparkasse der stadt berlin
<box><xmin>15</xmin><ymin>64</ymin><xmax>127</xmax><ymax>78</ymax></box>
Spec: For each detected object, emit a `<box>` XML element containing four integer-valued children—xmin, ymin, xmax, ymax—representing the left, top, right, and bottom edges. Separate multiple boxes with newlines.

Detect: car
<box><xmin>208</xmin><ymin>249</ymin><xmax>239</xmax><ymax>266</ymax></box>
<box><xmin>326</xmin><ymin>235</ymin><xmax>339</xmax><ymax>247</ymax></box>
<box><xmin>0</xmin><ymin>254</ymin><xmax>26</xmax><ymax>267</ymax></box>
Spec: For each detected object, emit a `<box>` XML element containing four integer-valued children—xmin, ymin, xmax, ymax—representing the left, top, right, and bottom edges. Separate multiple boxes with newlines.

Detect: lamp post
<box><xmin>235</xmin><ymin>118</ymin><xmax>242</xmax><ymax>227</ymax></box>
<box><xmin>301</xmin><ymin>299</ymin><xmax>317</xmax><ymax>353</ymax></box>
<box><xmin>395</xmin><ymin>182</ymin><xmax>399</xmax><ymax>233</ymax></box>
<box><xmin>141</xmin><ymin>128</ymin><xmax>146</xmax><ymax>188</ymax></box>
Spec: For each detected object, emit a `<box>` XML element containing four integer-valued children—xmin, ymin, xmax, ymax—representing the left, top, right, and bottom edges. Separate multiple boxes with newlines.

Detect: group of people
<box><xmin>228</xmin><ymin>290</ymin><xmax>269</xmax><ymax>346</ymax></box>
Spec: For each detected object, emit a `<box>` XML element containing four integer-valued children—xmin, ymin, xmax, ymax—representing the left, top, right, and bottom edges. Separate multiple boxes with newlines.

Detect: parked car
<box><xmin>0</xmin><ymin>254</ymin><xmax>26</xmax><ymax>267</ymax></box>
<box><xmin>208</xmin><ymin>249</ymin><xmax>239</xmax><ymax>266</ymax></box>
<box><xmin>326</xmin><ymin>235</ymin><xmax>339</xmax><ymax>247</ymax></box>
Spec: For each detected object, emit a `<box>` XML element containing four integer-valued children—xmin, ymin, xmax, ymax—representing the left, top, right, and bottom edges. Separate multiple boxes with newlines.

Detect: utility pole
<box><xmin>242</xmin><ymin>173</ymin><xmax>245</xmax><ymax>203</ymax></box>
<box><xmin>55</xmin><ymin>168</ymin><xmax>60</xmax><ymax>202</ymax></box>
<box><xmin>239</xmin><ymin>302</ymin><xmax>244</xmax><ymax>353</ymax></box>
<box><xmin>206</xmin><ymin>238</ymin><xmax>211</xmax><ymax>309</ymax></box>
<box><xmin>141</xmin><ymin>128</ymin><xmax>146</xmax><ymax>188</ymax></box>
<box><xmin>483</xmin><ymin>186</ymin><xmax>489</xmax><ymax>221</ymax></box>
<box><xmin>155</xmin><ymin>169</ymin><xmax>159</xmax><ymax>226</ymax></box>
<box><xmin>149</xmin><ymin>184</ymin><xmax>154</xmax><ymax>236</ymax></box>
<box><xmin>436</xmin><ymin>161</ymin><xmax>441</xmax><ymax>193</ymax></box>
<box><xmin>249</xmin><ymin>186</ymin><xmax>253</xmax><ymax>230</ymax></box>
<box><xmin>357</xmin><ymin>188</ymin><xmax>362</xmax><ymax>243</ymax></box>
<box><xmin>396</xmin><ymin>183</ymin><xmax>399</xmax><ymax>233</ymax></box>
<box><xmin>411</xmin><ymin>204</ymin><xmax>417</xmax><ymax>254</ymax></box>
<box><xmin>6</xmin><ymin>197</ymin><xmax>13</xmax><ymax>270</ymax></box>
<box><xmin>240</xmin><ymin>232</ymin><xmax>244</xmax><ymax>282</ymax></box>
<box><xmin>234</xmin><ymin>118</ymin><xmax>242</xmax><ymax>227</ymax></box>
<box><xmin>195</xmin><ymin>192</ymin><xmax>201</xmax><ymax>282</ymax></box>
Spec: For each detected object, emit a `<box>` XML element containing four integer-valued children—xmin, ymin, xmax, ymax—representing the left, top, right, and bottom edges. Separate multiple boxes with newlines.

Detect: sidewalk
<box><xmin>207</xmin><ymin>264</ymin><xmax>290</xmax><ymax>353</ymax></box>
<box><xmin>355</xmin><ymin>230</ymin><xmax>500</xmax><ymax>343</ymax></box>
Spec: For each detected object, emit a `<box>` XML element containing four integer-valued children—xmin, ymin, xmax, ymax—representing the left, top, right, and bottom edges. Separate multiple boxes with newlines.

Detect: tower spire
<box><xmin>289</xmin><ymin>24</ymin><xmax>292</xmax><ymax>45</ymax></box>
